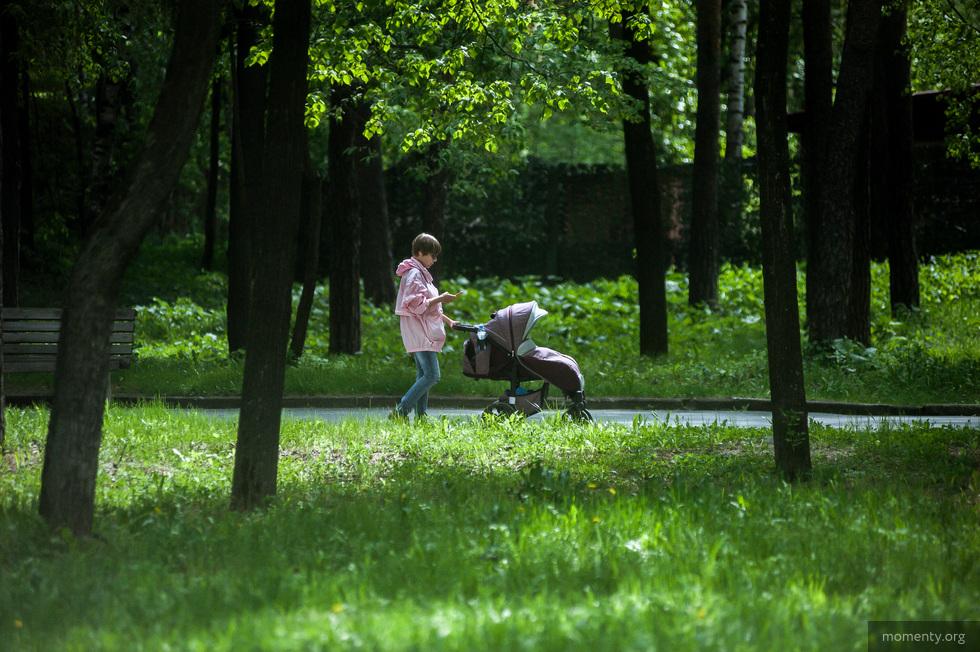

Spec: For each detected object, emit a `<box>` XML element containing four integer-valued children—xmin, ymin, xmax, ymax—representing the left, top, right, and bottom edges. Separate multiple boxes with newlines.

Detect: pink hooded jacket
<box><xmin>395</xmin><ymin>257</ymin><xmax>446</xmax><ymax>353</ymax></box>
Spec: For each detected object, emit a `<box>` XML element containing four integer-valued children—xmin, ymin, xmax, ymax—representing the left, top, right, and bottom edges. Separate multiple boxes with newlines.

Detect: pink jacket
<box><xmin>395</xmin><ymin>258</ymin><xmax>446</xmax><ymax>353</ymax></box>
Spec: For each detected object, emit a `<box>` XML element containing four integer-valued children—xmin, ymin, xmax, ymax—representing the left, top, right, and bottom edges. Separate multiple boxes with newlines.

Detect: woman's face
<box><xmin>415</xmin><ymin>252</ymin><xmax>438</xmax><ymax>268</ymax></box>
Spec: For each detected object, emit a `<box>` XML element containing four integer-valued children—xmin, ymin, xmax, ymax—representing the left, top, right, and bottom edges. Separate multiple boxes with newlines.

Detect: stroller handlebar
<box><xmin>453</xmin><ymin>323</ymin><xmax>481</xmax><ymax>333</ymax></box>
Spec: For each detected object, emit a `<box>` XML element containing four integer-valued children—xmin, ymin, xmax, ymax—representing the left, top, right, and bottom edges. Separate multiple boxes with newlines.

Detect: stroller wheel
<box><xmin>483</xmin><ymin>402</ymin><xmax>518</xmax><ymax>418</ymax></box>
<box><xmin>564</xmin><ymin>406</ymin><xmax>593</xmax><ymax>422</ymax></box>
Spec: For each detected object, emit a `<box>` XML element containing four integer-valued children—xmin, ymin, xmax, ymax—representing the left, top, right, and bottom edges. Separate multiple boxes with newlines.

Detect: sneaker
<box><xmin>387</xmin><ymin>407</ymin><xmax>408</xmax><ymax>422</ymax></box>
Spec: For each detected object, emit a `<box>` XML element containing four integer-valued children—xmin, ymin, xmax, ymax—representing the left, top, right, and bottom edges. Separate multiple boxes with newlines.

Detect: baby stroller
<box><xmin>455</xmin><ymin>301</ymin><xmax>592</xmax><ymax>421</ymax></box>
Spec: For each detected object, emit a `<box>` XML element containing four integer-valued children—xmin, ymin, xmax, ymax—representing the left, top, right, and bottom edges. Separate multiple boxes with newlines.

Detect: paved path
<box><xmin>197</xmin><ymin>406</ymin><xmax>980</xmax><ymax>430</ymax></box>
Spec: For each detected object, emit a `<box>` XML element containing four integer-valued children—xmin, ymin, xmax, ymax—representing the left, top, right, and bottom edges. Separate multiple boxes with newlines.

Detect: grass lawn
<box><xmin>2</xmin><ymin>404</ymin><xmax>979</xmax><ymax>650</ymax></box>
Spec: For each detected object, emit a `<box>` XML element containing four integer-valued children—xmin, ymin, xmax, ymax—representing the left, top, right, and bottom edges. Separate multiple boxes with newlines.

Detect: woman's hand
<box><xmin>436</xmin><ymin>290</ymin><xmax>464</xmax><ymax>304</ymax></box>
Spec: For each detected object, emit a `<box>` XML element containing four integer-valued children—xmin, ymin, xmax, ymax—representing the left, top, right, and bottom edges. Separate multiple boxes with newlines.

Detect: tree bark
<box><xmin>616</xmin><ymin>13</ymin><xmax>668</xmax><ymax>357</ymax></box>
<box><xmin>723</xmin><ymin>0</ymin><xmax>747</xmax><ymax>164</ymax></box>
<box><xmin>802</xmin><ymin>0</ymin><xmax>833</xmax><ymax>335</ymax></box>
<box><xmin>231</xmin><ymin>0</ymin><xmax>311</xmax><ymax>510</ymax></box>
<box><xmin>289</xmin><ymin>149</ymin><xmax>322</xmax><ymax>359</ymax></box>
<box><xmin>756</xmin><ymin>0</ymin><xmax>811</xmax><ymax>482</ymax></box>
<box><xmin>17</xmin><ymin>64</ymin><xmax>32</xmax><ymax>252</ymax></box>
<box><xmin>720</xmin><ymin>0</ymin><xmax>748</xmax><ymax>259</ymax></box>
<box><xmin>201</xmin><ymin>73</ymin><xmax>222</xmax><ymax>271</ymax></box>
<box><xmin>327</xmin><ymin>85</ymin><xmax>362</xmax><ymax>354</ymax></box>
<box><xmin>38</xmin><ymin>0</ymin><xmax>221</xmax><ymax>536</ymax></box>
<box><xmin>807</xmin><ymin>0</ymin><xmax>882</xmax><ymax>345</ymax></box>
<box><xmin>356</xmin><ymin>99</ymin><xmax>396</xmax><ymax>306</ymax></box>
<box><xmin>421</xmin><ymin>141</ymin><xmax>449</xmax><ymax>287</ymax></box>
<box><xmin>86</xmin><ymin>66</ymin><xmax>130</xmax><ymax>230</ymax></box>
<box><xmin>872</xmin><ymin>0</ymin><xmax>919</xmax><ymax>315</ymax></box>
<box><xmin>848</xmin><ymin>123</ymin><xmax>872</xmax><ymax>345</ymax></box>
<box><xmin>688</xmin><ymin>0</ymin><xmax>722</xmax><ymax>307</ymax></box>
<box><xmin>227</xmin><ymin>5</ymin><xmax>269</xmax><ymax>354</ymax></box>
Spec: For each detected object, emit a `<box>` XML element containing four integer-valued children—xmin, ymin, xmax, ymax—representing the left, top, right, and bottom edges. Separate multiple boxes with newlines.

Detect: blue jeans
<box><xmin>397</xmin><ymin>351</ymin><xmax>440</xmax><ymax>417</ymax></box>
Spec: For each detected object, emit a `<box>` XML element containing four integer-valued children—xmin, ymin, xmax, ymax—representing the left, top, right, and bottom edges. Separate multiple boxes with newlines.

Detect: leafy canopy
<box><xmin>909</xmin><ymin>0</ymin><xmax>980</xmax><ymax>166</ymax></box>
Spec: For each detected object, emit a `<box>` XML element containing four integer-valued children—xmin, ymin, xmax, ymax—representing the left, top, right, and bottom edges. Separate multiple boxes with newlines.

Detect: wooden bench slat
<box><xmin>3</xmin><ymin>307</ymin><xmax>135</xmax><ymax>319</ymax></box>
<box><xmin>2</xmin><ymin>307</ymin><xmax>137</xmax><ymax>379</ymax></box>
<box><xmin>4</xmin><ymin>332</ymin><xmax>135</xmax><ymax>344</ymax></box>
<box><xmin>3</xmin><ymin>308</ymin><xmax>64</xmax><ymax>320</ymax></box>
<box><xmin>2</xmin><ymin>322</ymin><xmax>136</xmax><ymax>334</ymax></box>
<box><xmin>1</xmin><ymin>308</ymin><xmax>138</xmax><ymax>322</ymax></box>
<box><xmin>4</xmin><ymin>359</ymin><xmax>130</xmax><ymax>373</ymax></box>
<box><xmin>5</xmin><ymin>343</ymin><xmax>133</xmax><ymax>355</ymax></box>
<box><xmin>2</xmin><ymin>322</ymin><xmax>63</xmax><ymax>333</ymax></box>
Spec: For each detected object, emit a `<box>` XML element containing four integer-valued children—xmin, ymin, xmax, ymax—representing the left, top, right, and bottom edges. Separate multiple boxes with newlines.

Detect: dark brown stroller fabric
<box><xmin>458</xmin><ymin>301</ymin><xmax>588</xmax><ymax>415</ymax></box>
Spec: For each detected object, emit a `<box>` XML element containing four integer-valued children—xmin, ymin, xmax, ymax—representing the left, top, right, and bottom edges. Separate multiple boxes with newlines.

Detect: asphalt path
<box><xmin>198</xmin><ymin>406</ymin><xmax>980</xmax><ymax>430</ymax></box>
<box><xmin>9</xmin><ymin>392</ymin><xmax>978</xmax><ymax>429</ymax></box>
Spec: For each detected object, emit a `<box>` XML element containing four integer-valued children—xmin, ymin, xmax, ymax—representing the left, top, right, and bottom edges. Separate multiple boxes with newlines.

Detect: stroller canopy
<box><xmin>484</xmin><ymin>301</ymin><xmax>549</xmax><ymax>352</ymax></box>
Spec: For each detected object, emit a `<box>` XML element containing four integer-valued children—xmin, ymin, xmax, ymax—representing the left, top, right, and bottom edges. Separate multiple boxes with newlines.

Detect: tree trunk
<box><xmin>872</xmin><ymin>0</ymin><xmax>919</xmax><ymax>315</ymax></box>
<box><xmin>847</xmin><ymin>122</ymin><xmax>872</xmax><ymax>345</ymax></box>
<box><xmin>688</xmin><ymin>0</ymin><xmax>722</xmax><ymax>307</ymax></box>
<box><xmin>201</xmin><ymin>73</ymin><xmax>222</xmax><ymax>271</ymax></box>
<box><xmin>807</xmin><ymin>0</ymin><xmax>882</xmax><ymax>345</ymax></box>
<box><xmin>723</xmin><ymin>0</ymin><xmax>747</xmax><ymax>164</ymax></box>
<box><xmin>616</xmin><ymin>13</ymin><xmax>668</xmax><ymax>357</ymax></box>
<box><xmin>86</xmin><ymin>72</ymin><xmax>123</xmax><ymax>226</ymax></box>
<box><xmin>289</xmin><ymin>149</ymin><xmax>322</xmax><ymax>359</ymax></box>
<box><xmin>356</xmin><ymin>99</ymin><xmax>396</xmax><ymax>306</ymax></box>
<box><xmin>38</xmin><ymin>0</ymin><xmax>221</xmax><ymax>537</ymax></box>
<box><xmin>327</xmin><ymin>85</ymin><xmax>362</xmax><ymax>354</ymax></box>
<box><xmin>720</xmin><ymin>0</ymin><xmax>748</xmax><ymax>259</ymax></box>
<box><xmin>421</xmin><ymin>141</ymin><xmax>449</xmax><ymax>287</ymax></box>
<box><xmin>802</xmin><ymin>0</ymin><xmax>833</xmax><ymax>335</ymax></box>
<box><xmin>1</xmin><ymin>1</ymin><xmax>21</xmax><ymax>307</ymax></box>
<box><xmin>65</xmin><ymin>80</ymin><xmax>88</xmax><ymax>226</ymax></box>
<box><xmin>231</xmin><ymin>0</ymin><xmax>311</xmax><ymax>511</ymax></box>
<box><xmin>756</xmin><ymin>0</ymin><xmax>811</xmax><ymax>482</ymax></box>
<box><xmin>227</xmin><ymin>6</ymin><xmax>269</xmax><ymax>354</ymax></box>
<box><xmin>18</xmin><ymin>65</ymin><xmax>33</xmax><ymax>252</ymax></box>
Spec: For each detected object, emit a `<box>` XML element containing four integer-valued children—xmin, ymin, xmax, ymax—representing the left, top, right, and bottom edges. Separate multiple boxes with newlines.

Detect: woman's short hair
<box><xmin>413</xmin><ymin>233</ymin><xmax>442</xmax><ymax>257</ymax></box>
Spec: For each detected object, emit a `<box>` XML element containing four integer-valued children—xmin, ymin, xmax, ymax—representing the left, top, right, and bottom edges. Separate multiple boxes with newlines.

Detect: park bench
<box><xmin>2</xmin><ymin>307</ymin><xmax>137</xmax><ymax>399</ymax></box>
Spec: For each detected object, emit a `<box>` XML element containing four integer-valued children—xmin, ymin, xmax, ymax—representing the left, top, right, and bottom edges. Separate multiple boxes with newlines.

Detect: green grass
<box><xmin>2</xmin><ymin>405</ymin><xmax>979</xmax><ymax>650</ymax></box>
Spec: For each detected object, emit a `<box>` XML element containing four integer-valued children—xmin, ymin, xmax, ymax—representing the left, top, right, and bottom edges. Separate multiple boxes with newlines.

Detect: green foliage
<box><xmin>909</xmin><ymin>0</ymin><xmax>980</xmax><ymax>167</ymax></box>
<box><xmin>2</xmin><ymin>406</ymin><xmax>979</xmax><ymax>648</ymax></box>
<box><xmin>305</xmin><ymin>0</ymin><xmax>620</xmax><ymax>155</ymax></box>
